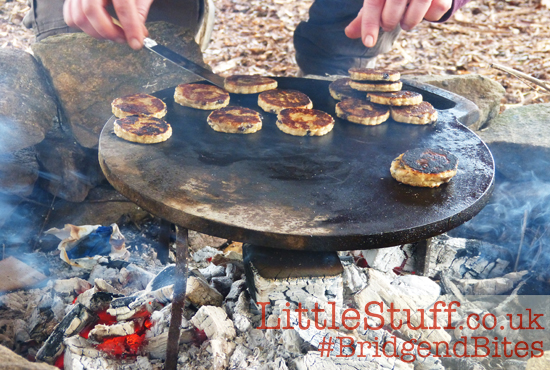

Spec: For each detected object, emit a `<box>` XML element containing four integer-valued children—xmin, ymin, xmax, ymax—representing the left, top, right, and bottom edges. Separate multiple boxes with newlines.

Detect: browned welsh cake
<box><xmin>348</xmin><ymin>68</ymin><xmax>401</xmax><ymax>82</ymax></box>
<box><xmin>349</xmin><ymin>79</ymin><xmax>403</xmax><ymax>92</ymax></box>
<box><xmin>224</xmin><ymin>75</ymin><xmax>278</xmax><ymax>94</ymax></box>
<box><xmin>207</xmin><ymin>106</ymin><xmax>262</xmax><ymax>134</ymax></box>
<box><xmin>390</xmin><ymin>148</ymin><xmax>458</xmax><ymax>188</ymax></box>
<box><xmin>391</xmin><ymin>101</ymin><xmax>438</xmax><ymax>124</ymax></box>
<box><xmin>114</xmin><ymin>116</ymin><xmax>172</xmax><ymax>144</ymax></box>
<box><xmin>276</xmin><ymin>108</ymin><xmax>334</xmax><ymax>136</ymax></box>
<box><xmin>174</xmin><ymin>83</ymin><xmax>230</xmax><ymax>110</ymax></box>
<box><xmin>328</xmin><ymin>78</ymin><xmax>366</xmax><ymax>101</ymax></box>
<box><xmin>258</xmin><ymin>89</ymin><xmax>313</xmax><ymax>114</ymax></box>
<box><xmin>335</xmin><ymin>98</ymin><xmax>389</xmax><ymax>125</ymax></box>
<box><xmin>111</xmin><ymin>93</ymin><xmax>167</xmax><ymax>119</ymax></box>
<box><xmin>367</xmin><ymin>90</ymin><xmax>423</xmax><ymax>106</ymax></box>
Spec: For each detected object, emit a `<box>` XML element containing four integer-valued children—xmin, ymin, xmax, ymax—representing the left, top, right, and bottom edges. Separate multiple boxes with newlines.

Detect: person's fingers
<box><xmin>380</xmin><ymin>0</ymin><xmax>408</xmax><ymax>32</ymax></box>
<box><xmin>360</xmin><ymin>0</ymin><xmax>385</xmax><ymax>47</ymax></box>
<box><xmin>424</xmin><ymin>0</ymin><xmax>452</xmax><ymax>21</ymax></box>
<box><xmin>82</xmin><ymin>0</ymin><xmax>127</xmax><ymax>42</ymax></box>
<box><xmin>112</xmin><ymin>0</ymin><xmax>147</xmax><ymax>49</ymax></box>
<box><xmin>63</xmin><ymin>0</ymin><xmax>126</xmax><ymax>42</ymax></box>
<box><xmin>401</xmin><ymin>0</ymin><xmax>432</xmax><ymax>31</ymax></box>
<box><xmin>344</xmin><ymin>8</ymin><xmax>363</xmax><ymax>39</ymax></box>
<box><xmin>135</xmin><ymin>0</ymin><xmax>154</xmax><ymax>37</ymax></box>
<box><xmin>64</xmin><ymin>0</ymin><xmax>103</xmax><ymax>39</ymax></box>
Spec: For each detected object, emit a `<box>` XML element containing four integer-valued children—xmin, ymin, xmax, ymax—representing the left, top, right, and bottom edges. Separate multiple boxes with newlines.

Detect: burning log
<box><xmin>354</xmin><ymin>268</ymin><xmax>451</xmax><ymax>352</ymax></box>
<box><xmin>35</xmin><ymin>303</ymin><xmax>96</xmax><ymax>363</ymax></box>
<box><xmin>88</xmin><ymin>321</ymin><xmax>136</xmax><ymax>342</ymax></box>
<box><xmin>452</xmin><ymin>270</ymin><xmax>529</xmax><ymax>295</ymax></box>
<box><xmin>186</xmin><ymin>275</ymin><xmax>224</xmax><ymax>307</ymax></box>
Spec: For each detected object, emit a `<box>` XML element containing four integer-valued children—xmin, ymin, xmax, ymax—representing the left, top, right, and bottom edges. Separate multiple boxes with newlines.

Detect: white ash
<box><xmin>53</xmin><ymin>277</ymin><xmax>92</xmax><ymax>296</ymax></box>
<box><xmin>341</xmin><ymin>258</ymin><xmax>369</xmax><ymax>294</ymax></box>
<box><xmin>120</xmin><ymin>264</ymin><xmax>156</xmax><ymax>289</ymax></box>
<box><xmin>144</xmin><ymin>305</ymin><xmax>195</xmax><ymax>360</ymax></box>
<box><xmin>192</xmin><ymin>246</ymin><xmax>223</xmax><ymax>263</ymax></box>
<box><xmin>247</xmin><ymin>262</ymin><xmax>343</xmax><ymax>315</ymax></box>
<box><xmin>361</xmin><ymin>245</ymin><xmax>410</xmax><ymax>273</ymax></box>
<box><xmin>354</xmin><ymin>268</ymin><xmax>451</xmax><ymax>350</ymax></box>
<box><xmin>425</xmin><ymin>235</ymin><xmax>512</xmax><ymax>280</ymax></box>
<box><xmin>191</xmin><ymin>305</ymin><xmax>236</xmax><ymax>341</ymax></box>
<box><xmin>452</xmin><ymin>270</ymin><xmax>529</xmax><ymax>295</ymax></box>
<box><xmin>199</xmin><ymin>263</ymin><xmax>226</xmax><ymax>281</ymax></box>
<box><xmin>64</xmin><ymin>336</ymin><xmax>157</xmax><ymax>370</ymax></box>
<box><xmin>231</xmin><ymin>290</ymin><xmax>254</xmax><ymax>333</ymax></box>
<box><xmin>390</xmin><ymin>274</ymin><xmax>441</xmax><ymax>309</ymax></box>
<box><xmin>6</xmin><ymin>232</ymin><xmax>545</xmax><ymax>370</ymax></box>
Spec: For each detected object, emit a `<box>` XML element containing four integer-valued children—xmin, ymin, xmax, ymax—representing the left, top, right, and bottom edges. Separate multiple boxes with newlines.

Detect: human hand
<box><xmin>63</xmin><ymin>0</ymin><xmax>154</xmax><ymax>50</ymax></box>
<box><xmin>345</xmin><ymin>0</ymin><xmax>452</xmax><ymax>47</ymax></box>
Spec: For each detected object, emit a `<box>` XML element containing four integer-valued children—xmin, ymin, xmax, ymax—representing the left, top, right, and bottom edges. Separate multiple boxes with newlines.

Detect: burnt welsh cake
<box><xmin>390</xmin><ymin>148</ymin><xmax>458</xmax><ymax>187</ymax></box>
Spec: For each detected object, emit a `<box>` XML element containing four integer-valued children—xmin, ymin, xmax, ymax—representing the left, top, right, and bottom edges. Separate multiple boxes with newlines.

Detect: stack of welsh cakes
<box><xmin>330</xmin><ymin>68</ymin><xmax>437</xmax><ymax>126</ymax></box>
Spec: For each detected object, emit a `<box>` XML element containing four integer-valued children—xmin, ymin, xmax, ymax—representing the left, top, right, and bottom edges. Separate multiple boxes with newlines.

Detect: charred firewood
<box><xmin>35</xmin><ymin>303</ymin><xmax>96</xmax><ymax>363</ymax></box>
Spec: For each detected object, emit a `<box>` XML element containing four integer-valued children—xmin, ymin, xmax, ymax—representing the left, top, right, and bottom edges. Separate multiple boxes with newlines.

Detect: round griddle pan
<box><xmin>99</xmin><ymin>77</ymin><xmax>494</xmax><ymax>251</ymax></box>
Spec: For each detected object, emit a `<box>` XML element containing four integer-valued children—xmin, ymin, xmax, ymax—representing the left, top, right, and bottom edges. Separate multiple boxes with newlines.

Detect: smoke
<box><xmin>449</xmin><ymin>171</ymin><xmax>550</xmax><ymax>275</ymax></box>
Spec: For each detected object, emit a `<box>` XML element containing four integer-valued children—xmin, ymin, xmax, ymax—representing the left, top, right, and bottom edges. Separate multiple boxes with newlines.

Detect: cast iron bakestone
<box><xmin>99</xmin><ymin>77</ymin><xmax>494</xmax><ymax>251</ymax></box>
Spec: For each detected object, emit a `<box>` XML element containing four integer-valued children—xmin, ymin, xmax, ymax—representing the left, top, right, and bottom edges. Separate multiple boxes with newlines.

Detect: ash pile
<box><xmin>1</xmin><ymin>219</ymin><xmax>549</xmax><ymax>370</ymax></box>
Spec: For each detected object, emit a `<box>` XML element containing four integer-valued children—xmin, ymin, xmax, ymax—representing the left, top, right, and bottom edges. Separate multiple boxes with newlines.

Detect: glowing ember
<box><xmin>96</xmin><ymin>333</ymin><xmax>145</xmax><ymax>357</ymax></box>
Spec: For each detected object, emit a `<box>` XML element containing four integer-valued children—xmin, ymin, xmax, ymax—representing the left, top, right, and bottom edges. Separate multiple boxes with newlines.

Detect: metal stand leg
<box><xmin>414</xmin><ymin>238</ymin><xmax>433</xmax><ymax>277</ymax></box>
<box><xmin>165</xmin><ymin>226</ymin><xmax>188</xmax><ymax>370</ymax></box>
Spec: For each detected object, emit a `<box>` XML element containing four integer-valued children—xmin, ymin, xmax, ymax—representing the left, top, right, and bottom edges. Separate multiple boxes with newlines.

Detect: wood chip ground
<box><xmin>1</xmin><ymin>0</ymin><xmax>550</xmax><ymax>107</ymax></box>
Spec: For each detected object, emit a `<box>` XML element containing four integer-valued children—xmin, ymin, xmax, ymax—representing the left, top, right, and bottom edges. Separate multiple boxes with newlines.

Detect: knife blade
<box><xmin>143</xmin><ymin>37</ymin><xmax>226</xmax><ymax>89</ymax></box>
<box><xmin>110</xmin><ymin>17</ymin><xmax>225</xmax><ymax>88</ymax></box>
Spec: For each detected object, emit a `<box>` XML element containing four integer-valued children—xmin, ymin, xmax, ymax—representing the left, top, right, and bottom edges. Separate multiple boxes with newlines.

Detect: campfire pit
<box><xmin>93</xmin><ymin>76</ymin><xmax>496</xmax><ymax>367</ymax></box>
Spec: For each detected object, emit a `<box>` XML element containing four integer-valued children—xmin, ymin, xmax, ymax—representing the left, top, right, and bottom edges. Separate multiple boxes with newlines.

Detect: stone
<box><xmin>43</xmin><ymin>185</ymin><xmax>150</xmax><ymax>229</ymax></box>
<box><xmin>0</xmin><ymin>48</ymin><xmax>58</xmax><ymax>154</ymax></box>
<box><xmin>35</xmin><ymin>133</ymin><xmax>103</xmax><ymax>202</ymax></box>
<box><xmin>476</xmin><ymin>103</ymin><xmax>550</xmax><ymax>182</ymax></box>
<box><xmin>0</xmin><ymin>147</ymin><xmax>39</xmax><ymax>196</ymax></box>
<box><xmin>32</xmin><ymin>21</ymin><xmax>208</xmax><ymax>149</ymax></box>
<box><xmin>0</xmin><ymin>343</ymin><xmax>58</xmax><ymax>370</ymax></box>
<box><xmin>410</xmin><ymin>74</ymin><xmax>505</xmax><ymax>130</ymax></box>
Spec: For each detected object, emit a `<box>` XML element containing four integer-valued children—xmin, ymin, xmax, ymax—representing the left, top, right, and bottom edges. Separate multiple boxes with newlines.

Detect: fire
<box><xmin>94</xmin><ymin>315</ymin><xmax>152</xmax><ymax>357</ymax></box>
<box><xmin>96</xmin><ymin>333</ymin><xmax>145</xmax><ymax>357</ymax></box>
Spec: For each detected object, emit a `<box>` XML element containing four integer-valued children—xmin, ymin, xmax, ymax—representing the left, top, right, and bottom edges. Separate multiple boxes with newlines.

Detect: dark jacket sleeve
<box><xmin>437</xmin><ymin>0</ymin><xmax>471</xmax><ymax>23</ymax></box>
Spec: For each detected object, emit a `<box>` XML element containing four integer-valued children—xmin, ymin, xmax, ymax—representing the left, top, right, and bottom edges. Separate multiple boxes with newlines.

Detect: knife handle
<box><xmin>111</xmin><ymin>16</ymin><xmax>123</xmax><ymax>29</ymax></box>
